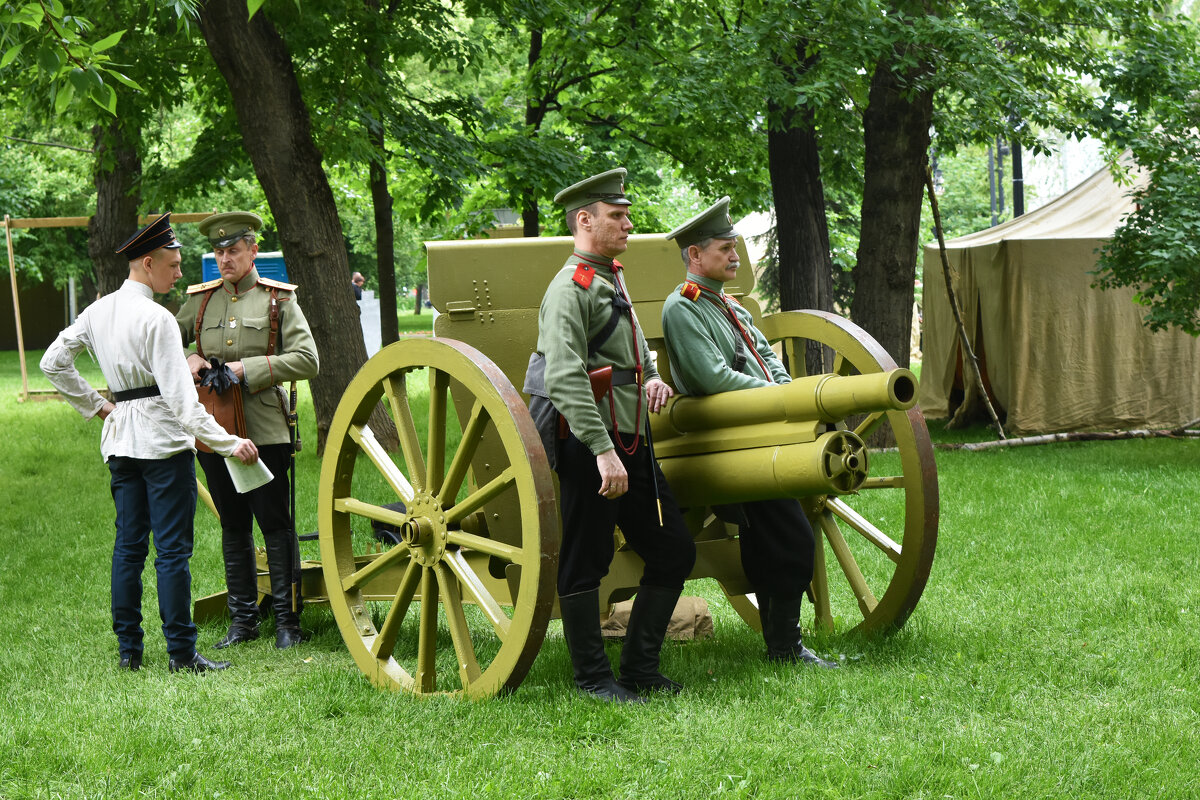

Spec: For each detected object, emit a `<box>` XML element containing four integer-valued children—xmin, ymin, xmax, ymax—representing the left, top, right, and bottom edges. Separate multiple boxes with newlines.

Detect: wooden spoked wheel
<box><xmin>318</xmin><ymin>338</ymin><xmax>558</xmax><ymax>697</ymax></box>
<box><xmin>721</xmin><ymin>310</ymin><xmax>938</xmax><ymax>636</ymax></box>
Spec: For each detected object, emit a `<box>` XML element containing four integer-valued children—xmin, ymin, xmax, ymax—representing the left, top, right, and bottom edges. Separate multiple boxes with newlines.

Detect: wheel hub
<box><xmin>403</xmin><ymin>492</ymin><xmax>448</xmax><ymax>567</ymax></box>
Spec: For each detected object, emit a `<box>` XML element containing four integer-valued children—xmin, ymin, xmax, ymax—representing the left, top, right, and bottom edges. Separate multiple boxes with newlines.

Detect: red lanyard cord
<box><xmin>690</xmin><ymin>282</ymin><xmax>772</xmax><ymax>381</ymax></box>
<box><xmin>610</xmin><ymin>270</ymin><xmax>643</xmax><ymax>454</ymax></box>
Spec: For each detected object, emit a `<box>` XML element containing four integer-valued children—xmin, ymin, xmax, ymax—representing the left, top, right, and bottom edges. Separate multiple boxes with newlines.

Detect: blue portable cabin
<box><xmin>201</xmin><ymin>251</ymin><xmax>289</xmax><ymax>282</ymax></box>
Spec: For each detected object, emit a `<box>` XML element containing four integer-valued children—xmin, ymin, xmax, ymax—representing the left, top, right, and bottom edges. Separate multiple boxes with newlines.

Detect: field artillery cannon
<box><xmin>211</xmin><ymin>233</ymin><xmax>937</xmax><ymax>697</ymax></box>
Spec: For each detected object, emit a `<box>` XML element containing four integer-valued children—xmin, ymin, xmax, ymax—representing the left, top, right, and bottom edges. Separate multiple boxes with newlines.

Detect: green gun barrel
<box><xmin>664</xmin><ymin>369</ymin><xmax>917</xmax><ymax>434</ymax></box>
<box><xmin>654</xmin><ymin>369</ymin><xmax>918</xmax><ymax>505</ymax></box>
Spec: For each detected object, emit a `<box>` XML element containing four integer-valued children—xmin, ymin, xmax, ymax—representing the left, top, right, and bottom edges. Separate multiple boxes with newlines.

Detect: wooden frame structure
<box><xmin>4</xmin><ymin>212</ymin><xmax>214</xmax><ymax>402</ymax></box>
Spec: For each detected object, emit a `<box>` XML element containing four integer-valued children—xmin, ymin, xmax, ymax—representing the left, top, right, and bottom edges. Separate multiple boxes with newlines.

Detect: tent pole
<box><xmin>5</xmin><ymin>215</ymin><xmax>30</xmax><ymax>403</ymax></box>
<box><xmin>924</xmin><ymin>168</ymin><xmax>1007</xmax><ymax>440</ymax></box>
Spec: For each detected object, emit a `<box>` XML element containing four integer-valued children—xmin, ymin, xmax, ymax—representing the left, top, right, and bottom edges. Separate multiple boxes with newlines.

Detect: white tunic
<box><xmin>40</xmin><ymin>280</ymin><xmax>241</xmax><ymax>461</ymax></box>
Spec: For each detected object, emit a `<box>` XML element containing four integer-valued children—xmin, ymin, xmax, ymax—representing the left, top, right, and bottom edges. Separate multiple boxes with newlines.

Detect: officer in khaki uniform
<box><xmin>176</xmin><ymin>211</ymin><xmax>319</xmax><ymax>649</ymax></box>
<box><xmin>661</xmin><ymin>197</ymin><xmax>836</xmax><ymax>668</ymax></box>
<box><xmin>529</xmin><ymin>169</ymin><xmax>696</xmax><ymax>702</ymax></box>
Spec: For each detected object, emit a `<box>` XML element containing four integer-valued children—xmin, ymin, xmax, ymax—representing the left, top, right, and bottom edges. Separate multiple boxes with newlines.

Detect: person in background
<box><xmin>351</xmin><ymin>272</ymin><xmax>365</xmax><ymax>300</ymax></box>
<box><xmin>41</xmin><ymin>212</ymin><xmax>259</xmax><ymax>674</ymax></box>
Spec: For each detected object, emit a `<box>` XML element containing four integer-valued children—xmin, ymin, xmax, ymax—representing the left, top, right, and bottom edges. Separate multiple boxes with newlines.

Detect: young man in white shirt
<box><xmin>41</xmin><ymin>213</ymin><xmax>258</xmax><ymax>674</ymax></box>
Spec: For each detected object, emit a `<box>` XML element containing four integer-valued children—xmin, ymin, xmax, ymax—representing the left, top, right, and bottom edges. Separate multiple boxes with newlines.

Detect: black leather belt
<box><xmin>112</xmin><ymin>385</ymin><xmax>161</xmax><ymax>402</ymax></box>
<box><xmin>611</xmin><ymin>369</ymin><xmax>638</xmax><ymax>386</ymax></box>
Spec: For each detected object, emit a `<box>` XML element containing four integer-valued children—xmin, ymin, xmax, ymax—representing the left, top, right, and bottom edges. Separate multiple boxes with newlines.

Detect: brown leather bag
<box><xmin>195</xmin><ymin>384</ymin><xmax>248</xmax><ymax>453</ymax></box>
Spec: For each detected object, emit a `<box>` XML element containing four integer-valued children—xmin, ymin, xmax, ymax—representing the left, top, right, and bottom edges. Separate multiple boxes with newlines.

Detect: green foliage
<box><xmin>0</xmin><ymin>103</ymin><xmax>94</xmax><ymax>286</ymax></box>
<box><xmin>0</xmin><ymin>0</ymin><xmax>192</xmax><ymax>114</ymax></box>
<box><xmin>1094</xmin><ymin>142</ymin><xmax>1200</xmax><ymax>335</ymax></box>
<box><xmin>1088</xmin><ymin>9</ymin><xmax>1200</xmax><ymax>335</ymax></box>
<box><xmin>5</xmin><ymin>0</ymin><xmax>1200</xmax><ymax>351</ymax></box>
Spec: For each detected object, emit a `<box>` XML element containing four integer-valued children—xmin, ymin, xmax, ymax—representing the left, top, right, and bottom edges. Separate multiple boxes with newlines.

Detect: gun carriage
<box><xmin>199</xmin><ymin>233</ymin><xmax>938</xmax><ymax>698</ymax></box>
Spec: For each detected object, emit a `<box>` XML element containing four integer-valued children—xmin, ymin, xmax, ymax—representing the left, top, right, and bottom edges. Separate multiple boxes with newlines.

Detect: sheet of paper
<box><xmin>225</xmin><ymin>455</ymin><xmax>274</xmax><ymax>494</ymax></box>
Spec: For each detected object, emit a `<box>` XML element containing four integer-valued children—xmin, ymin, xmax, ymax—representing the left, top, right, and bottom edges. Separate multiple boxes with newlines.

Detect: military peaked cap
<box><xmin>114</xmin><ymin>213</ymin><xmax>182</xmax><ymax>260</ymax></box>
<box><xmin>199</xmin><ymin>211</ymin><xmax>263</xmax><ymax>248</ymax></box>
<box><xmin>554</xmin><ymin>168</ymin><xmax>633</xmax><ymax>213</ymax></box>
<box><xmin>666</xmin><ymin>196</ymin><xmax>740</xmax><ymax>250</ymax></box>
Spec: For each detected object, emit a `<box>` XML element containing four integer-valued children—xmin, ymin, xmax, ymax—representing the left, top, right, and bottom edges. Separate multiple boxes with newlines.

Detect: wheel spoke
<box><xmin>333</xmin><ymin>496</ymin><xmax>407</xmax><ymax>527</ymax></box>
<box><xmin>383</xmin><ymin>374</ymin><xmax>426</xmax><ymax>493</ymax></box>
<box><xmin>862</xmin><ymin>475</ymin><xmax>904</xmax><ymax>490</ymax></box>
<box><xmin>809</xmin><ymin>524</ymin><xmax>833</xmax><ymax>632</ymax></box>
<box><xmin>445</xmin><ymin>466</ymin><xmax>516</xmax><ymax>525</ymax></box>
<box><xmin>446</xmin><ymin>530</ymin><xmax>524</xmax><ymax>564</ymax></box>
<box><xmin>426</xmin><ymin>369</ymin><xmax>449</xmax><ymax>496</ymax></box>
<box><xmin>782</xmin><ymin>337</ymin><xmax>805</xmax><ymax>378</ymax></box>
<box><xmin>444</xmin><ymin>549</ymin><xmax>511</xmax><ymax>638</ymax></box>
<box><xmin>370</xmin><ymin>558</ymin><xmax>421</xmax><ymax>660</ymax></box>
<box><xmin>826</xmin><ymin>496</ymin><xmax>902</xmax><ymax>563</ymax></box>
<box><xmin>854</xmin><ymin>410</ymin><xmax>887</xmax><ymax>440</ymax></box>
<box><xmin>818</xmin><ymin>511</ymin><xmax>878</xmax><ymax>617</ymax></box>
<box><xmin>415</xmin><ymin>567</ymin><xmax>438</xmax><ymax>693</ymax></box>
<box><xmin>349</xmin><ymin>423</ymin><xmax>414</xmax><ymax>505</ymax></box>
<box><xmin>337</xmin><ymin>536</ymin><xmax>411</xmax><ymax>593</ymax></box>
<box><xmin>435</xmin><ymin>563</ymin><xmax>483</xmax><ymax>687</ymax></box>
<box><xmin>438</xmin><ymin>400</ymin><xmax>488</xmax><ymax>507</ymax></box>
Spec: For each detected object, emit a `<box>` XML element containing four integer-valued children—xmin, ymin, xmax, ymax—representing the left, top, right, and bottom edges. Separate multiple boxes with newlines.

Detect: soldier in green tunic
<box><xmin>661</xmin><ymin>197</ymin><xmax>837</xmax><ymax>668</ymax></box>
<box><xmin>528</xmin><ymin>169</ymin><xmax>696</xmax><ymax>702</ymax></box>
<box><xmin>176</xmin><ymin>212</ymin><xmax>320</xmax><ymax>650</ymax></box>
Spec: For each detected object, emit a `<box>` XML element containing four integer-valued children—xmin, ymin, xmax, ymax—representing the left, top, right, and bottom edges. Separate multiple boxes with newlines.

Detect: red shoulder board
<box><xmin>726</xmin><ymin>294</ymin><xmax>744</xmax><ymax>307</ymax></box>
<box><xmin>611</xmin><ymin>259</ymin><xmax>624</xmax><ymax>271</ymax></box>
<box><xmin>572</xmin><ymin>263</ymin><xmax>595</xmax><ymax>289</ymax></box>
<box><xmin>680</xmin><ymin>281</ymin><xmax>702</xmax><ymax>301</ymax></box>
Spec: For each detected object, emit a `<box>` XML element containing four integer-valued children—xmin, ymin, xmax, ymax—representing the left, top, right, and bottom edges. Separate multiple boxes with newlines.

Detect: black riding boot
<box><xmin>214</xmin><ymin>531</ymin><xmax>260</xmax><ymax>649</ymax></box>
<box><xmin>265</xmin><ymin>531</ymin><xmax>303</xmax><ymax>649</ymax></box>
<box><xmin>759</xmin><ymin>592</ymin><xmax>839</xmax><ymax>668</ymax></box>
<box><xmin>618</xmin><ymin>585</ymin><xmax>683</xmax><ymax>695</ymax></box>
<box><xmin>559</xmin><ymin>590</ymin><xmax>645</xmax><ymax>703</ymax></box>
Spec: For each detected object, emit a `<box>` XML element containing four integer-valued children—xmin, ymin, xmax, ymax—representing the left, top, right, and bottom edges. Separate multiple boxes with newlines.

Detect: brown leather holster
<box><xmin>556</xmin><ymin>366</ymin><xmax>613</xmax><ymax>440</ymax></box>
<box><xmin>196</xmin><ymin>384</ymin><xmax>248</xmax><ymax>453</ymax></box>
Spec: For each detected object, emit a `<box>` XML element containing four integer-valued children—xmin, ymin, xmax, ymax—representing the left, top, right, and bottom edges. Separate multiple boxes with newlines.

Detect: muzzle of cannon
<box><xmin>653</xmin><ymin>368</ymin><xmax>918</xmax><ymax>505</ymax></box>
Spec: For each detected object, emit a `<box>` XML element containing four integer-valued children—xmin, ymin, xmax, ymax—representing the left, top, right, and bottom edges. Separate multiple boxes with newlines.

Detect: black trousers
<box><xmin>556</xmin><ymin>432</ymin><xmax>696</xmax><ymax>597</ymax></box>
<box><xmin>738</xmin><ymin>498</ymin><xmax>817</xmax><ymax>596</ymax></box>
<box><xmin>198</xmin><ymin>444</ymin><xmax>294</xmax><ymax>538</ymax></box>
<box><xmin>197</xmin><ymin>444</ymin><xmax>298</xmax><ymax>614</ymax></box>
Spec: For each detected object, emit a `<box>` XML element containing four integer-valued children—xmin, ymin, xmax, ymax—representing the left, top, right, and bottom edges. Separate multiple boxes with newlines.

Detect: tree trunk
<box><xmin>522</xmin><ymin>27</ymin><xmax>544</xmax><ymax>237</ymax></box>
<box><xmin>87</xmin><ymin>118</ymin><xmax>141</xmax><ymax>297</ymax></box>
<box><xmin>852</xmin><ymin>57</ymin><xmax>933</xmax><ymax>371</ymax></box>
<box><xmin>768</xmin><ymin>44</ymin><xmax>833</xmax><ymax>375</ymax></box>
<box><xmin>199</xmin><ymin>0</ymin><xmax>393</xmax><ymax>453</ymax></box>
<box><xmin>369</xmin><ymin>124</ymin><xmax>399</xmax><ymax>345</ymax></box>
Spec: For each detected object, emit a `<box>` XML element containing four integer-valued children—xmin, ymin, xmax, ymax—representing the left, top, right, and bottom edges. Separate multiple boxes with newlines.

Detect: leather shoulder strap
<box><xmin>194</xmin><ymin>288</ymin><xmax>217</xmax><ymax>360</ymax></box>
<box><xmin>267</xmin><ymin>288</ymin><xmax>281</xmax><ymax>356</ymax></box>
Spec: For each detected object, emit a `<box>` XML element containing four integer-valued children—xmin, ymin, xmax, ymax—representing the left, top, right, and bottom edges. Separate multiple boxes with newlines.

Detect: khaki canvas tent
<box><xmin>919</xmin><ymin>163</ymin><xmax>1200</xmax><ymax>434</ymax></box>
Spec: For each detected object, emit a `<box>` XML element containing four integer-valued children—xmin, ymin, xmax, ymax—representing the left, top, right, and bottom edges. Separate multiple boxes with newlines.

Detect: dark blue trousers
<box><xmin>107</xmin><ymin>451</ymin><xmax>198</xmax><ymax>661</ymax></box>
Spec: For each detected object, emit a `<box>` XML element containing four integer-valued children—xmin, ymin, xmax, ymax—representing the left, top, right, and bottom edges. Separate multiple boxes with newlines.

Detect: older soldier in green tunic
<box><xmin>529</xmin><ymin>168</ymin><xmax>696</xmax><ymax>702</ymax></box>
<box><xmin>176</xmin><ymin>212</ymin><xmax>320</xmax><ymax>650</ymax></box>
<box><xmin>661</xmin><ymin>197</ymin><xmax>837</xmax><ymax>668</ymax></box>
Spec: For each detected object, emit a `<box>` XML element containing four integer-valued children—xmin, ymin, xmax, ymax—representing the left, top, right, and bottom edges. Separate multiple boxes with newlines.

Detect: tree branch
<box><xmin>2</xmin><ymin>135</ymin><xmax>94</xmax><ymax>153</ymax></box>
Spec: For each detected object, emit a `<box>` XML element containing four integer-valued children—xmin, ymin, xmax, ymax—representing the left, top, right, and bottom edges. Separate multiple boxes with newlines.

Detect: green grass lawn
<box><xmin>397</xmin><ymin>310</ymin><xmax>436</xmax><ymax>334</ymax></box>
<box><xmin>2</xmin><ymin>348</ymin><xmax>1199</xmax><ymax>798</ymax></box>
